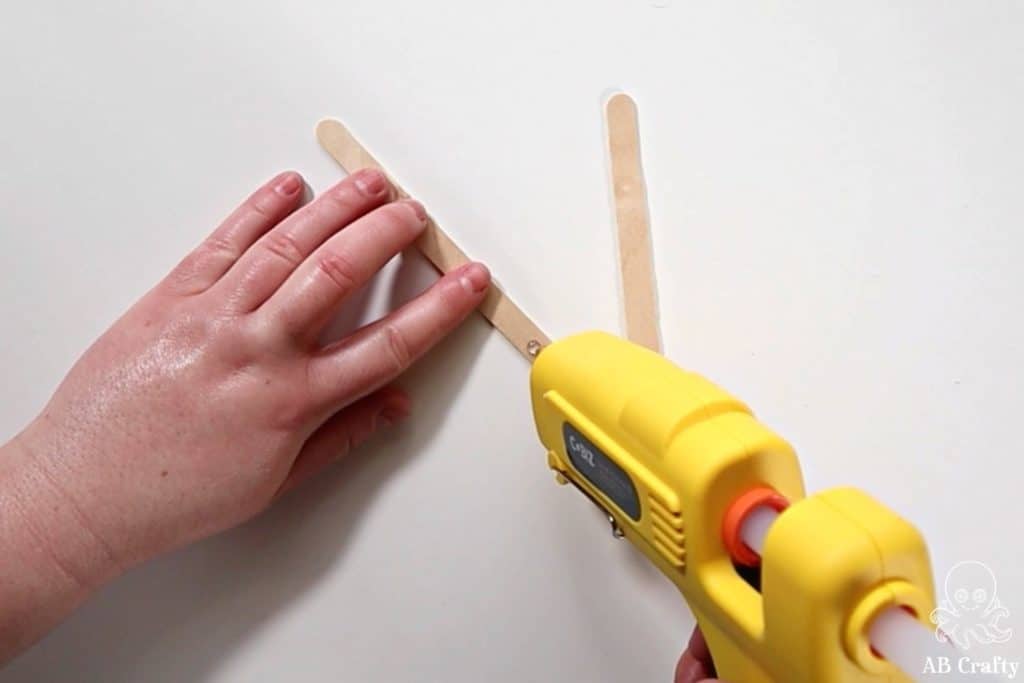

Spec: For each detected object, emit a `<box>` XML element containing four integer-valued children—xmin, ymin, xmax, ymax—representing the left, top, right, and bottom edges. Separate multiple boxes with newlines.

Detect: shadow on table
<box><xmin>3</xmin><ymin>253</ymin><xmax>490</xmax><ymax>683</ymax></box>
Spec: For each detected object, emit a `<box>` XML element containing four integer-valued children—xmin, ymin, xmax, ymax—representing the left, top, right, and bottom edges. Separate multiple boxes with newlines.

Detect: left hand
<box><xmin>0</xmin><ymin>168</ymin><xmax>490</xmax><ymax>661</ymax></box>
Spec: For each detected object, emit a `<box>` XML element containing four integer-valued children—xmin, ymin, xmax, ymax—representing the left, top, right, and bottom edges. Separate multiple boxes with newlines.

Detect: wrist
<box><xmin>4</xmin><ymin>426</ymin><xmax>125</xmax><ymax>589</ymax></box>
<box><xmin>0</xmin><ymin>429</ymin><xmax>123</xmax><ymax>660</ymax></box>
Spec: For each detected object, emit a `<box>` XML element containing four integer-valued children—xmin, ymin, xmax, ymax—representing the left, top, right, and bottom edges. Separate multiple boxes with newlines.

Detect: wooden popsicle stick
<box><xmin>316</xmin><ymin>118</ymin><xmax>551</xmax><ymax>361</ymax></box>
<box><xmin>605</xmin><ymin>93</ymin><xmax>662</xmax><ymax>353</ymax></box>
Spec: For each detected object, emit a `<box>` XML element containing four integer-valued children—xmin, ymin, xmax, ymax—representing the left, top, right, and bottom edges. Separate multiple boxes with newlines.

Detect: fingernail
<box><xmin>401</xmin><ymin>199</ymin><xmax>427</xmax><ymax>222</ymax></box>
<box><xmin>274</xmin><ymin>172</ymin><xmax>303</xmax><ymax>196</ymax></box>
<box><xmin>459</xmin><ymin>262</ymin><xmax>491</xmax><ymax>294</ymax></box>
<box><xmin>353</xmin><ymin>168</ymin><xmax>387</xmax><ymax>196</ymax></box>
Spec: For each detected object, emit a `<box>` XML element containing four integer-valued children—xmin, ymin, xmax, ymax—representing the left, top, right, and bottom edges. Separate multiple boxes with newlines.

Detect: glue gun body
<box><xmin>529</xmin><ymin>332</ymin><xmax>936</xmax><ymax>683</ymax></box>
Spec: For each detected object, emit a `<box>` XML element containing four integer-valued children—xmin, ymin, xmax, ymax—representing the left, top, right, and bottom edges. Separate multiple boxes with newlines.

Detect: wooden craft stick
<box><xmin>316</xmin><ymin>118</ymin><xmax>551</xmax><ymax>361</ymax></box>
<box><xmin>605</xmin><ymin>93</ymin><xmax>662</xmax><ymax>353</ymax></box>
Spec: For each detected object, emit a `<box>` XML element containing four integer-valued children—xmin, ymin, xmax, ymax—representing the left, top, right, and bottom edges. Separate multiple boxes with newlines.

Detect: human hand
<box><xmin>675</xmin><ymin>628</ymin><xmax>721</xmax><ymax>683</ymax></box>
<box><xmin>0</xmin><ymin>169</ymin><xmax>489</xmax><ymax>658</ymax></box>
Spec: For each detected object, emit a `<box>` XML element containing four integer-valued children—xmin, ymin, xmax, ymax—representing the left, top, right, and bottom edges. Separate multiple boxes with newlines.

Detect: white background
<box><xmin>1</xmin><ymin>2</ymin><xmax>1022</xmax><ymax>681</ymax></box>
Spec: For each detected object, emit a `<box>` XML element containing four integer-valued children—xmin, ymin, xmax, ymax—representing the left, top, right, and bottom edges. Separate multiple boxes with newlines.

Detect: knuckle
<box><xmin>203</xmin><ymin>234</ymin><xmax>238</xmax><ymax>257</ymax></box>
<box><xmin>260</xmin><ymin>230</ymin><xmax>305</xmax><ymax>267</ymax></box>
<box><xmin>316</xmin><ymin>250</ymin><xmax>361</xmax><ymax>295</ymax></box>
<box><xmin>318</xmin><ymin>189</ymin><xmax>361</xmax><ymax>219</ymax></box>
<box><xmin>436</xmin><ymin>276</ymin><xmax>464</xmax><ymax>311</ymax></box>
<box><xmin>383</xmin><ymin>323</ymin><xmax>412</xmax><ymax>374</ymax></box>
<box><xmin>166</xmin><ymin>253</ymin><xmax>204</xmax><ymax>291</ymax></box>
<box><xmin>165</xmin><ymin>237</ymin><xmax>237</xmax><ymax>294</ymax></box>
<box><xmin>214</xmin><ymin>318</ymin><xmax>257</xmax><ymax>358</ymax></box>
<box><xmin>385</xmin><ymin>201</ymin><xmax>421</xmax><ymax>228</ymax></box>
<box><xmin>330</xmin><ymin>179</ymin><xmax>363</xmax><ymax>204</ymax></box>
<box><xmin>247</xmin><ymin>190</ymin><xmax>279</xmax><ymax>221</ymax></box>
<box><xmin>196</xmin><ymin>236</ymin><xmax>240</xmax><ymax>270</ymax></box>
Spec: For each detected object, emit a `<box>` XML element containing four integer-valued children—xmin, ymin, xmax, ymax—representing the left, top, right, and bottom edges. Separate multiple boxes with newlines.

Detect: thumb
<box><xmin>276</xmin><ymin>385</ymin><xmax>411</xmax><ymax>496</ymax></box>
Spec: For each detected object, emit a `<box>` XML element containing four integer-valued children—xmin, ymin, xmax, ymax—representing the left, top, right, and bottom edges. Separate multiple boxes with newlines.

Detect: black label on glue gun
<box><xmin>563</xmin><ymin>423</ymin><xmax>641</xmax><ymax>521</ymax></box>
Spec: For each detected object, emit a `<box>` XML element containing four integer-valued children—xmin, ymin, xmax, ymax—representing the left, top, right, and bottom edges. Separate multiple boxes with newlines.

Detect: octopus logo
<box><xmin>930</xmin><ymin>561</ymin><xmax>1013</xmax><ymax>650</ymax></box>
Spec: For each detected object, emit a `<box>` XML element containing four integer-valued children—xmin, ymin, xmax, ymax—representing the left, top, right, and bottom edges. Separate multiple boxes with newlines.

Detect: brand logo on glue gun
<box><xmin>568</xmin><ymin>435</ymin><xmax>597</xmax><ymax>468</ymax></box>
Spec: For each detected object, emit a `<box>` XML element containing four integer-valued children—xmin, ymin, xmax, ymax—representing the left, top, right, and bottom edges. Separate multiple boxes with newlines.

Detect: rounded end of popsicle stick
<box><xmin>603</xmin><ymin>90</ymin><xmax>637</xmax><ymax>116</ymax></box>
<box><xmin>315</xmin><ymin>118</ymin><xmax>342</xmax><ymax>141</ymax></box>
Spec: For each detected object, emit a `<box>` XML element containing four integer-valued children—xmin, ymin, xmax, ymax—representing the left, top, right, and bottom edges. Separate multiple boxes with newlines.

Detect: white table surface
<box><xmin>1</xmin><ymin>2</ymin><xmax>1021</xmax><ymax>681</ymax></box>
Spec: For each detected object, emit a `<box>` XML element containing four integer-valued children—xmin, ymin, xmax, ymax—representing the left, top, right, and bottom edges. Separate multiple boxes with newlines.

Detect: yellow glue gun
<box><xmin>311</xmin><ymin>112</ymin><xmax>946</xmax><ymax>682</ymax></box>
<box><xmin>530</xmin><ymin>331</ymin><xmax>939</xmax><ymax>683</ymax></box>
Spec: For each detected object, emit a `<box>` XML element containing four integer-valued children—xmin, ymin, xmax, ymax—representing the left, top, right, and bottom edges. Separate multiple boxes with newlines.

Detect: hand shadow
<box><xmin>2</xmin><ymin>252</ymin><xmax>490</xmax><ymax>683</ymax></box>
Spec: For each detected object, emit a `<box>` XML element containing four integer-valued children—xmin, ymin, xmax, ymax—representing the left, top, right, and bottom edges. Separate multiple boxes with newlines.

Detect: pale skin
<box><xmin>0</xmin><ymin>168</ymin><xmax>716</xmax><ymax>680</ymax></box>
<box><xmin>676</xmin><ymin>629</ymin><xmax>719</xmax><ymax>683</ymax></box>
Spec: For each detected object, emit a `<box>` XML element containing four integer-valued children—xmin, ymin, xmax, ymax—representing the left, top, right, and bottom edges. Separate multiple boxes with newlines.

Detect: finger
<box><xmin>306</xmin><ymin>262</ymin><xmax>490</xmax><ymax>411</ymax></box>
<box><xmin>213</xmin><ymin>168</ymin><xmax>392</xmax><ymax>311</ymax></box>
<box><xmin>687</xmin><ymin>628</ymin><xmax>712</xmax><ymax>664</ymax></box>
<box><xmin>674</xmin><ymin>629</ymin><xmax>716</xmax><ymax>683</ymax></box>
<box><xmin>674</xmin><ymin>651</ymin><xmax>713</xmax><ymax>683</ymax></box>
<box><xmin>162</xmin><ymin>171</ymin><xmax>305</xmax><ymax>296</ymax></box>
<box><xmin>258</xmin><ymin>198</ymin><xmax>428</xmax><ymax>345</ymax></box>
<box><xmin>275</xmin><ymin>385</ymin><xmax>411</xmax><ymax>497</ymax></box>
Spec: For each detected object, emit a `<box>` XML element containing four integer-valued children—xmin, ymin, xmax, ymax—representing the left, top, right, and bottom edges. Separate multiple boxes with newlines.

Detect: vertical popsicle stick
<box><xmin>605</xmin><ymin>93</ymin><xmax>662</xmax><ymax>353</ymax></box>
<box><xmin>316</xmin><ymin>118</ymin><xmax>550</xmax><ymax>361</ymax></box>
